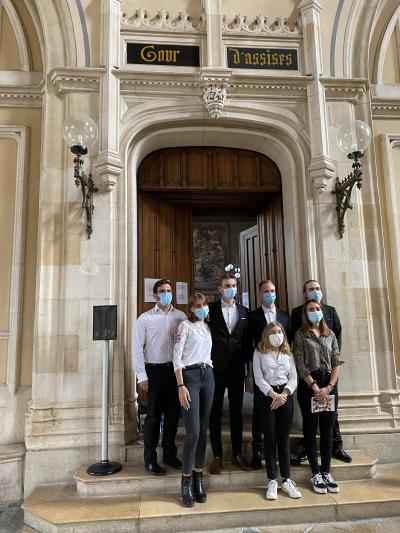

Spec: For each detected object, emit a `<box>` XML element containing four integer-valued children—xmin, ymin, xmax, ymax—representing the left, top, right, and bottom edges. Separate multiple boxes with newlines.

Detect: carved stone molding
<box><xmin>222</xmin><ymin>14</ymin><xmax>302</xmax><ymax>36</ymax></box>
<box><xmin>309</xmin><ymin>154</ymin><xmax>336</xmax><ymax>192</ymax></box>
<box><xmin>321</xmin><ymin>78</ymin><xmax>369</xmax><ymax>103</ymax></box>
<box><xmin>94</xmin><ymin>150</ymin><xmax>124</xmax><ymax>191</ymax></box>
<box><xmin>372</xmin><ymin>99</ymin><xmax>400</xmax><ymax>118</ymax></box>
<box><xmin>49</xmin><ymin>68</ymin><xmax>105</xmax><ymax>94</ymax></box>
<box><xmin>121</xmin><ymin>8</ymin><xmax>206</xmax><ymax>33</ymax></box>
<box><xmin>0</xmin><ymin>80</ymin><xmax>44</xmax><ymax>108</ymax></box>
<box><xmin>201</xmin><ymin>69</ymin><xmax>231</xmax><ymax>119</ymax></box>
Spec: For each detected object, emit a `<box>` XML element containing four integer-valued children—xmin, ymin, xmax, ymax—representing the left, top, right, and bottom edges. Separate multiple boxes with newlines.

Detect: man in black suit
<box><xmin>208</xmin><ymin>273</ymin><xmax>252</xmax><ymax>475</ymax></box>
<box><xmin>248</xmin><ymin>280</ymin><xmax>291</xmax><ymax>469</ymax></box>
<box><xmin>290</xmin><ymin>279</ymin><xmax>352</xmax><ymax>463</ymax></box>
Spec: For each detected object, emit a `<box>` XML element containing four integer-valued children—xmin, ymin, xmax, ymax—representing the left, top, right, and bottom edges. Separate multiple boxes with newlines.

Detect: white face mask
<box><xmin>269</xmin><ymin>333</ymin><xmax>284</xmax><ymax>347</ymax></box>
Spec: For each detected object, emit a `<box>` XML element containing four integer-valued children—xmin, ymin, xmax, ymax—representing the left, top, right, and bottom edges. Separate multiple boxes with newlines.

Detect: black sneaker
<box><xmin>322</xmin><ymin>472</ymin><xmax>339</xmax><ymax>493</ymax></box>
<box><xmin>311</xmin><ymin>473</ymin><xmax>327</xmax><ymax>494</ymax></box>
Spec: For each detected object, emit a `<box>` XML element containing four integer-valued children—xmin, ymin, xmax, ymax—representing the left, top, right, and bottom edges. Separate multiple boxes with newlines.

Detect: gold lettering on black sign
<box><xmin>227</xmin><ymin>47</ymin><xmax>297</xmax><ymax>70</ymax></box>
<box><xmin>140</xmin><ymin>44</ymin><xmax>181</xmax><ymax>63</ymax></box>
<box><xmin>127</xmin><ymin>43</ymin><xmax>200</xmax><ymax>67</ymax></box>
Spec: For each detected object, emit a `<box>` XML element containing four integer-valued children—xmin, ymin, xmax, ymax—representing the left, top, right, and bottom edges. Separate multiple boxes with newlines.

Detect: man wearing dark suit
<box><xmin>290</xmin><ymin>279</ymin><xmax>352</xmax><ymax>463</ymax></box>
<box><xmin>248</xmin><ymin>280</ymin><xmax>291</xmax><ymax>469</ymax></box>
<box><xmin>208</xmin><ymin>273</ymin><xmax>252</xmax><ymax>475</ymax></box>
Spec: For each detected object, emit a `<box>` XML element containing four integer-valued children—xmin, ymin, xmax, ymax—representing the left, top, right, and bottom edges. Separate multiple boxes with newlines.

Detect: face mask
<box><xmin>262</xmin><ymin>292</ymin><xmax>276</xmax><ymax>305</ymax></box>
<box><xmin>159</xmin><ymin>291</ymin><xmax>172</xmax><ymax>306</ymax></box>
<box><xmin>307</xmin><ymin>310</ymin><xmax>323</xmax><ymax>324</ymax></box>
<box><xmin>194</xmin><ymin>306</ymin><xmax>209</xmax><ymax>320</ymax></box>
<box><xmin>307</xmin><ymin>289</ymin><xmax>323</xmax><ymax>303</ymax></box>
<box><xmin>269</xmin><ymin>333</ymin><xmax>284</xmax><ymax>347</ymax></box>
<box><xmin>223</xmin><ymin>287</ymin><xmax>237</xmax><ymax>300</ymax></box>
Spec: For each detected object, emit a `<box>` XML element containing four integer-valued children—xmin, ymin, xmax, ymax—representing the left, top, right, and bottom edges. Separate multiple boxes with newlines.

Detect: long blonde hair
<box><xmin>257</xmin><ymin>321</ymin><xmax>291</xmax><ymax>354</ymax></box>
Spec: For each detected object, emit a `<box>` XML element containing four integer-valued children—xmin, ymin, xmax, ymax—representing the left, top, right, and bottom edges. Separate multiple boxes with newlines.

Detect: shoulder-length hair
<box><xmin>301</xmin><ymin>299</ymin><xmax>331</xmax><ymax>337</ymax></box>
<box><xmin>187</xmin><ymin>292</ymin><xmax>210</xmax><ymax>323</ymax></box>
<box><xmin>257</xmin><ymin>321</ymin><xmax>291</xmax><ymax>354</ymax></box>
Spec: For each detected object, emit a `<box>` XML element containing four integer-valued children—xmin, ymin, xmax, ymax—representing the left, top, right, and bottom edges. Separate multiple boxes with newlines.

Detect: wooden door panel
<box><xmin>213</xmin><ymin>148</ymin><xmax>237</xmax><ymax>189</ymax></box>
<box><xmin>184</xmin><ymin>148</ymin><xmax>209</xmax><ymax>189</ymax></box>
<box><xmin>239</xmin><ymin>225</ymin><xmax>260</xmax><ymax>310</ymax></box>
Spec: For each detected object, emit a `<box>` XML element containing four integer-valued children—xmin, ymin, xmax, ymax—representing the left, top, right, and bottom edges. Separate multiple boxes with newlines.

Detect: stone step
<box><xmin>22</xmin><ymin>464</ymin><xmax>400</xmax><ymax>533</ymax></box>
<box><xmin>75</xmin><ymin>450</ymin><xmax>376</xmax><ymax>498</ymax></box>
<box><xmin>125</xmin><ymin>427</ymin><xmax>304</xmax><ymax>464</ymax></box>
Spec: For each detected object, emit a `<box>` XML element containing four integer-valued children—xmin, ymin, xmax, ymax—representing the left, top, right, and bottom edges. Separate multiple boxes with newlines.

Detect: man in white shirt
<box><xmin>133</xmin><ymin>279</ymin><xmax>186</xmax><ymax>475</ymax></box>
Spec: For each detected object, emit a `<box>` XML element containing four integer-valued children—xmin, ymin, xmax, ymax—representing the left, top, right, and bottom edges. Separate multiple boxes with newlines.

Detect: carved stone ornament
<box><xmin>121</xmin><ymin>8</ymin><xmax>206</xmax><ymax>32</ymax></box>
<box><xmin>202</xmin><ymin>84</ymin><xmax>227</xmax><ymax>119</ymax></box>
<box><xmin>221</xmin><ymin>14</ymin><xmax>302</xmax><ymax>36</ymax></box>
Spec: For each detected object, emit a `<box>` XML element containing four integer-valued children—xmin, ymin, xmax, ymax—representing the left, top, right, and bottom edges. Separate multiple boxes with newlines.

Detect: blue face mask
<box><xmin>194</xmin><ymin>306</ymin><xmax>209</xmax><ymax>320</ymax></box>
<box><xmin>307</xmin><ymin>289</ymin><xmax>323</xmax><ymax>303</ymax></box>
<box><xmin>262</xmin><ymin>292</ymin><xmax>276</xmax><ymax>305</ymax></box>
<box><xmin>158</xmin><ymin>291</ymin><xmax>172</xmax><ymax>306</ymax></box>
<box><xmin>307</xmin><ymin>310</ymin><xmax>323</xmax><ymax>324</ymax></box>
<box><xmin>223</xmin><ymin>287</ymin><xmax>237</xmax><ymax>300</ymax></box>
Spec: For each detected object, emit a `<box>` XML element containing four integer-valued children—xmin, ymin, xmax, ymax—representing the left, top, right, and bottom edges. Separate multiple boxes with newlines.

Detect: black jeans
<box><xmin>259</xmin><ymin>384</ymin><xmax>293</xmax><ymax>480</ymax></box>
<box><xmin>209</xmin><ymin>368</ymin><xmax>245</xmax><ymax>458</ymax></box>
<box><xmin>251</xmin><ymin>381</ymin><xmax>264</xmax><ymax>453</ymax></box>
<box><xmin>181</xmin><ymin>365</ymin><xmax>215</xmax><ymax>474</ymax></box>
<box><xmin>297</xmin><ymin>372</ymin><xmax>339</xmax><ymax>475</ymax></box>
<box><xmin>143</xmin><ymin>363</ymin><xmax>181</xmax><ymax>466</ymax></box>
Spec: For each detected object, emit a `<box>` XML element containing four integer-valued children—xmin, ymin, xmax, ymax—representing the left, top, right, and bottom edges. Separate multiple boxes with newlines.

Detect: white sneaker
<box><xmin>266</xmin><ymin>479</ymin><xmax>278</xmax><ymax>500</ymax></box>
<box><xmin>322</xmin><ymin>473</ymin><xmax>339</xmax><ymax>493</ymax></box>
<box><xmin>311</xmin><ymin>473</ymin><xmax>328</xmax><ymax>494</ymax></box>
<box><xmin>281</xmin><ymin>479</ymin><xmax>302</xmax><ymax>498</ymax></box>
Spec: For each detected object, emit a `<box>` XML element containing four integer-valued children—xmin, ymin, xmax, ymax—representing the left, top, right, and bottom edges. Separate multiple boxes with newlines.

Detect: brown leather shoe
<box><xmin>232</xmin><ymin>455</ymin><xmax>252</xmax><ymax>471</ymax></box>
<box><xmin>209</xmin><ymin>456</ymin><xmax>222</xmax><ymax>475</ymax></box>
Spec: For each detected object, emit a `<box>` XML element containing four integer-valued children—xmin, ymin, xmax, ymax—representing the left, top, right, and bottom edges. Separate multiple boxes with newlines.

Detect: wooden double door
<box><xmin>137</xmin><ymin>147</ymin><xmax>287</xmax><ymax>314</ymax></box>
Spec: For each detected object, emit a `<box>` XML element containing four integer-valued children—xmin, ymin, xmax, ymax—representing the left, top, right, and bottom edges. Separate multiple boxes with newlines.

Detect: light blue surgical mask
<box><xmin>223</xmin><ymin>287</ymin><xmax>237</xmax><ymax>300</ymax></box>
<box><xmin>307</xmin><ymin>289</ymin><xmax>323</xmax><ymax>303</ymax></box>
<box><xmin>159</xmin><ymin>291</ymin><xmax>172</xmax><ymax>306</ymax></box>
<box><xmin>262</xmin><ymin>292</ymin><xmax>276</xmax><ymax>305</ymax></box>
<box><xmin>194</xmin><ymin>306</ymin><xmax>209</xmax><ymax>320</ymax></box>
<box><xmin>307</xmin><ymin>310</ymin><xmax>323</xmax><ymax>324</ymax></box>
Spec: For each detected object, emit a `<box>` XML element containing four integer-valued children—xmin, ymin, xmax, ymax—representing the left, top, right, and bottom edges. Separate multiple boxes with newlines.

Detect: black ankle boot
<box><xmin>181</xmin><ymin>475</ymin><xmax>194</xmax><ymax>507</ymax></box>
<box><xmin>192</xmin><ymin>470</ymin><xmax>207</xmax><ymax>503</ymax></box>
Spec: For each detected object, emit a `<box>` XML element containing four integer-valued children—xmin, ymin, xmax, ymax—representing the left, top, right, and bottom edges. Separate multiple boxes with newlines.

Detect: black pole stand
<box><xmin>87</xmin><ymin>338</ymin><xmax>122</xmax><ymax>476</ymax></box>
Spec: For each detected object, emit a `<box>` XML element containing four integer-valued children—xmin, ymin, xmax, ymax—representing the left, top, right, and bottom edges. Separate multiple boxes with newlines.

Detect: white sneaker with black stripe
<box><xmin>322</xmin><ymin>472</ymin><xmax>339</xmax><ymax>493</ymax></box>
<box><xmin>311</xmin><ymin>473</ymin><xmax>327</xmax><ymax>494</ymax></box>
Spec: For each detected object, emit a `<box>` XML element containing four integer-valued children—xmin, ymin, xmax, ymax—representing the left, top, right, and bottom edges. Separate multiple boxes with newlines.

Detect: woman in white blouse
<box><xmin>173</xmin><ymin>292</ymin><xmax>215</xmax><ymax>508</ymax></box>
<box><xmin>253</xmin><ymin>321</ymin><xmax>301</xmax><ymax>500</ymax></box>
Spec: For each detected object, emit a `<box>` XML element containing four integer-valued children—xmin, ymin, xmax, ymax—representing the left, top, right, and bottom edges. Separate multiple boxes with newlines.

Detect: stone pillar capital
<box><xmin>299</xmin><ymin>0</ymin><xmax>322</xmax><ymax>16</ymax></box>
<box><xmin>308</xmin><ymin>154</ymin><xmax>336</xmax><ymax>192</ymax></box>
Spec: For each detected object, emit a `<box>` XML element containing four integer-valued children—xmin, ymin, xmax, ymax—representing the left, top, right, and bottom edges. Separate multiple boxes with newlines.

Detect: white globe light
<box><xmin>63</xmin><ymin>115</ymin><xmax>98</xmax><ymax>149</ymax></box>
<box><xmin>336</xmin><ymin>120</ymin><xmax>372</xmax><ymax>154</ymax></box>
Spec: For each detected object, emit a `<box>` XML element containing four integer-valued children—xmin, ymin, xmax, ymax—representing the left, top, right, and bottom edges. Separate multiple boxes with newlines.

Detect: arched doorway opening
<box><xmin>137</xmin><ymin>146</ymin><xmax>287</xmax><ymax>315</ymax></box>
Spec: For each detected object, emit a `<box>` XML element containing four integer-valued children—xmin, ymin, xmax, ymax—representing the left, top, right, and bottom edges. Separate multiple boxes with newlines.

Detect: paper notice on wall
<box><xmin>176</xmin><ymin>282</ymin><xmax>188</xmax><ymax>304</ymax></box>
<box><xmin>242</xmin><ymin>292</ymin><xmax>249</xmax><ymax>309</ymax></box>
<box><xmin>144</xmin><ymin>278</ymin><xmax>159</xmax><ymax>302</ymax></box>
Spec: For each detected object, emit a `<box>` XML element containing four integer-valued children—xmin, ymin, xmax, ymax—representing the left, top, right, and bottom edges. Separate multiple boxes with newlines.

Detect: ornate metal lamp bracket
<box><xmin>332</xmin><ymin>153</ymin><xmax>363</xmax><ymax>239</ymax></box>
<box><xmin>73</xmin><ymin>151</ymin><xmax>99</xmax><ymax>239</ymax></box>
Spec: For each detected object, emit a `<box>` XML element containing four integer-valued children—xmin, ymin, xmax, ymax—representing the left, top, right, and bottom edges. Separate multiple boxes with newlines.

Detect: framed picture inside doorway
<box><xmin>193</xmin><ymin>222</ymin><xmax>228</xmax><ymax>291</ymax></box>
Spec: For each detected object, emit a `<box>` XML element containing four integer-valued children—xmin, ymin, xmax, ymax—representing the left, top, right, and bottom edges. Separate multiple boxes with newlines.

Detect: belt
<box><xmin>145</xmin><ymin>362</ymin><xmax>173</xmax><ymax>367</ymax></box>
<box><xmin>184</xmin><ymin>363</ymin><xmax>211</xmax><ymax>370</ymax></box>
<box><xmin>271</xmin><ymin>383</ymin><xmax>287</xmax><ymax>393</ymax></box>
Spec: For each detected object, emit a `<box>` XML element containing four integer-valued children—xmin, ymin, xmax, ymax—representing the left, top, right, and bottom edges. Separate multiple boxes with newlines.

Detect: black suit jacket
<box><xmin>290</xmin><ymin>302</ymin><xmax>342</xmax><ymax>349</ymax></box>
<box><xmin>248</xmin><ymin>307</ymin><xmax>291</xmax><ymax>359</ymax></box>
<box><xmin>208</xmin><ymin>300</ymin><xmax>250</xmax><ymax>374</ymax></box>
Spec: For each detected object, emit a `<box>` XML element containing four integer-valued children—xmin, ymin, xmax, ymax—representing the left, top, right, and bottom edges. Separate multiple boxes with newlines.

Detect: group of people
<box><xmin>133</xmin><ymin>275</ymin><xmax>351</xmax><ymax>507</ymax></box>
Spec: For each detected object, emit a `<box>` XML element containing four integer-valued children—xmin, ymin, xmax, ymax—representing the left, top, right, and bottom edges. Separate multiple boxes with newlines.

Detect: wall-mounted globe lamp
<box><xmin>63</xmin><ymin>115</ymin><xmax>98</xmax><ymax>238</ymax></box>
<box><xmin>332</xmin><ymin>120</ymin><xmax>372</xmax><ymax>238</ymax></box>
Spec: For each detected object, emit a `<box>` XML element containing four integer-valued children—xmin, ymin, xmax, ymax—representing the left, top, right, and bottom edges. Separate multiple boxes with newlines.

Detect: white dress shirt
<box><xmin>262</xmin><ymin>304</ymin><xmax>277</xmax><ymax>324</ymax></box>
<box><xmin>133</xmin><ymin>305</ymin><xmax>186</xmax><ymax>383</ymax></box>
<box><xmin>173</xmin><ymin>319</ymin><xmax>213</xmax><ymax>371</ymax></box>
<box><xmin>221</xmin><ymin>299</ymin><xmax>238</xmax><ymax>333</ymax></box>
<box><xmin>253</xmin><ymin>349</ymin><xmax>297</xmax><ymax>397</ymax></box>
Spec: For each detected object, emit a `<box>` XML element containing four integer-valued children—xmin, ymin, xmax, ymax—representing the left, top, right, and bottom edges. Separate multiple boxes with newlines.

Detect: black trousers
<box><xmin>259</xmin><ymin>385</ymin><xmax>293</xmax><ymax>480</ymax></box>
<box><xmin>181</xmin><ymin>365</ymin><xmax>215</xmax><ymax>474</ymax></box>
<box><xmin>209</xmin><ymin>368</ymin><xmax>245</xmax><ymax>458</ymax></box>
<box><xmin>297</xmin><ymin>373</ymin><xmax>339</xmax><ymax>475</ymax></box>
<box><xmin>143</xmin><ymin>363</ymin><xmax>181</xmax><ymax>466</ymax></box>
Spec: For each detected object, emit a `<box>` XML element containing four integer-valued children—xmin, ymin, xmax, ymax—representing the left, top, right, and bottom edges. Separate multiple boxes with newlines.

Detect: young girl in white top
<box><xmin>173</xmin><ymin>293</ymin><xmax>215</xmax><ymax>508</ymax></box>
<box><xmin>253</xmin><ymin>321</ymin><xmax>301</xmax><ymax>500</ymax></box>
